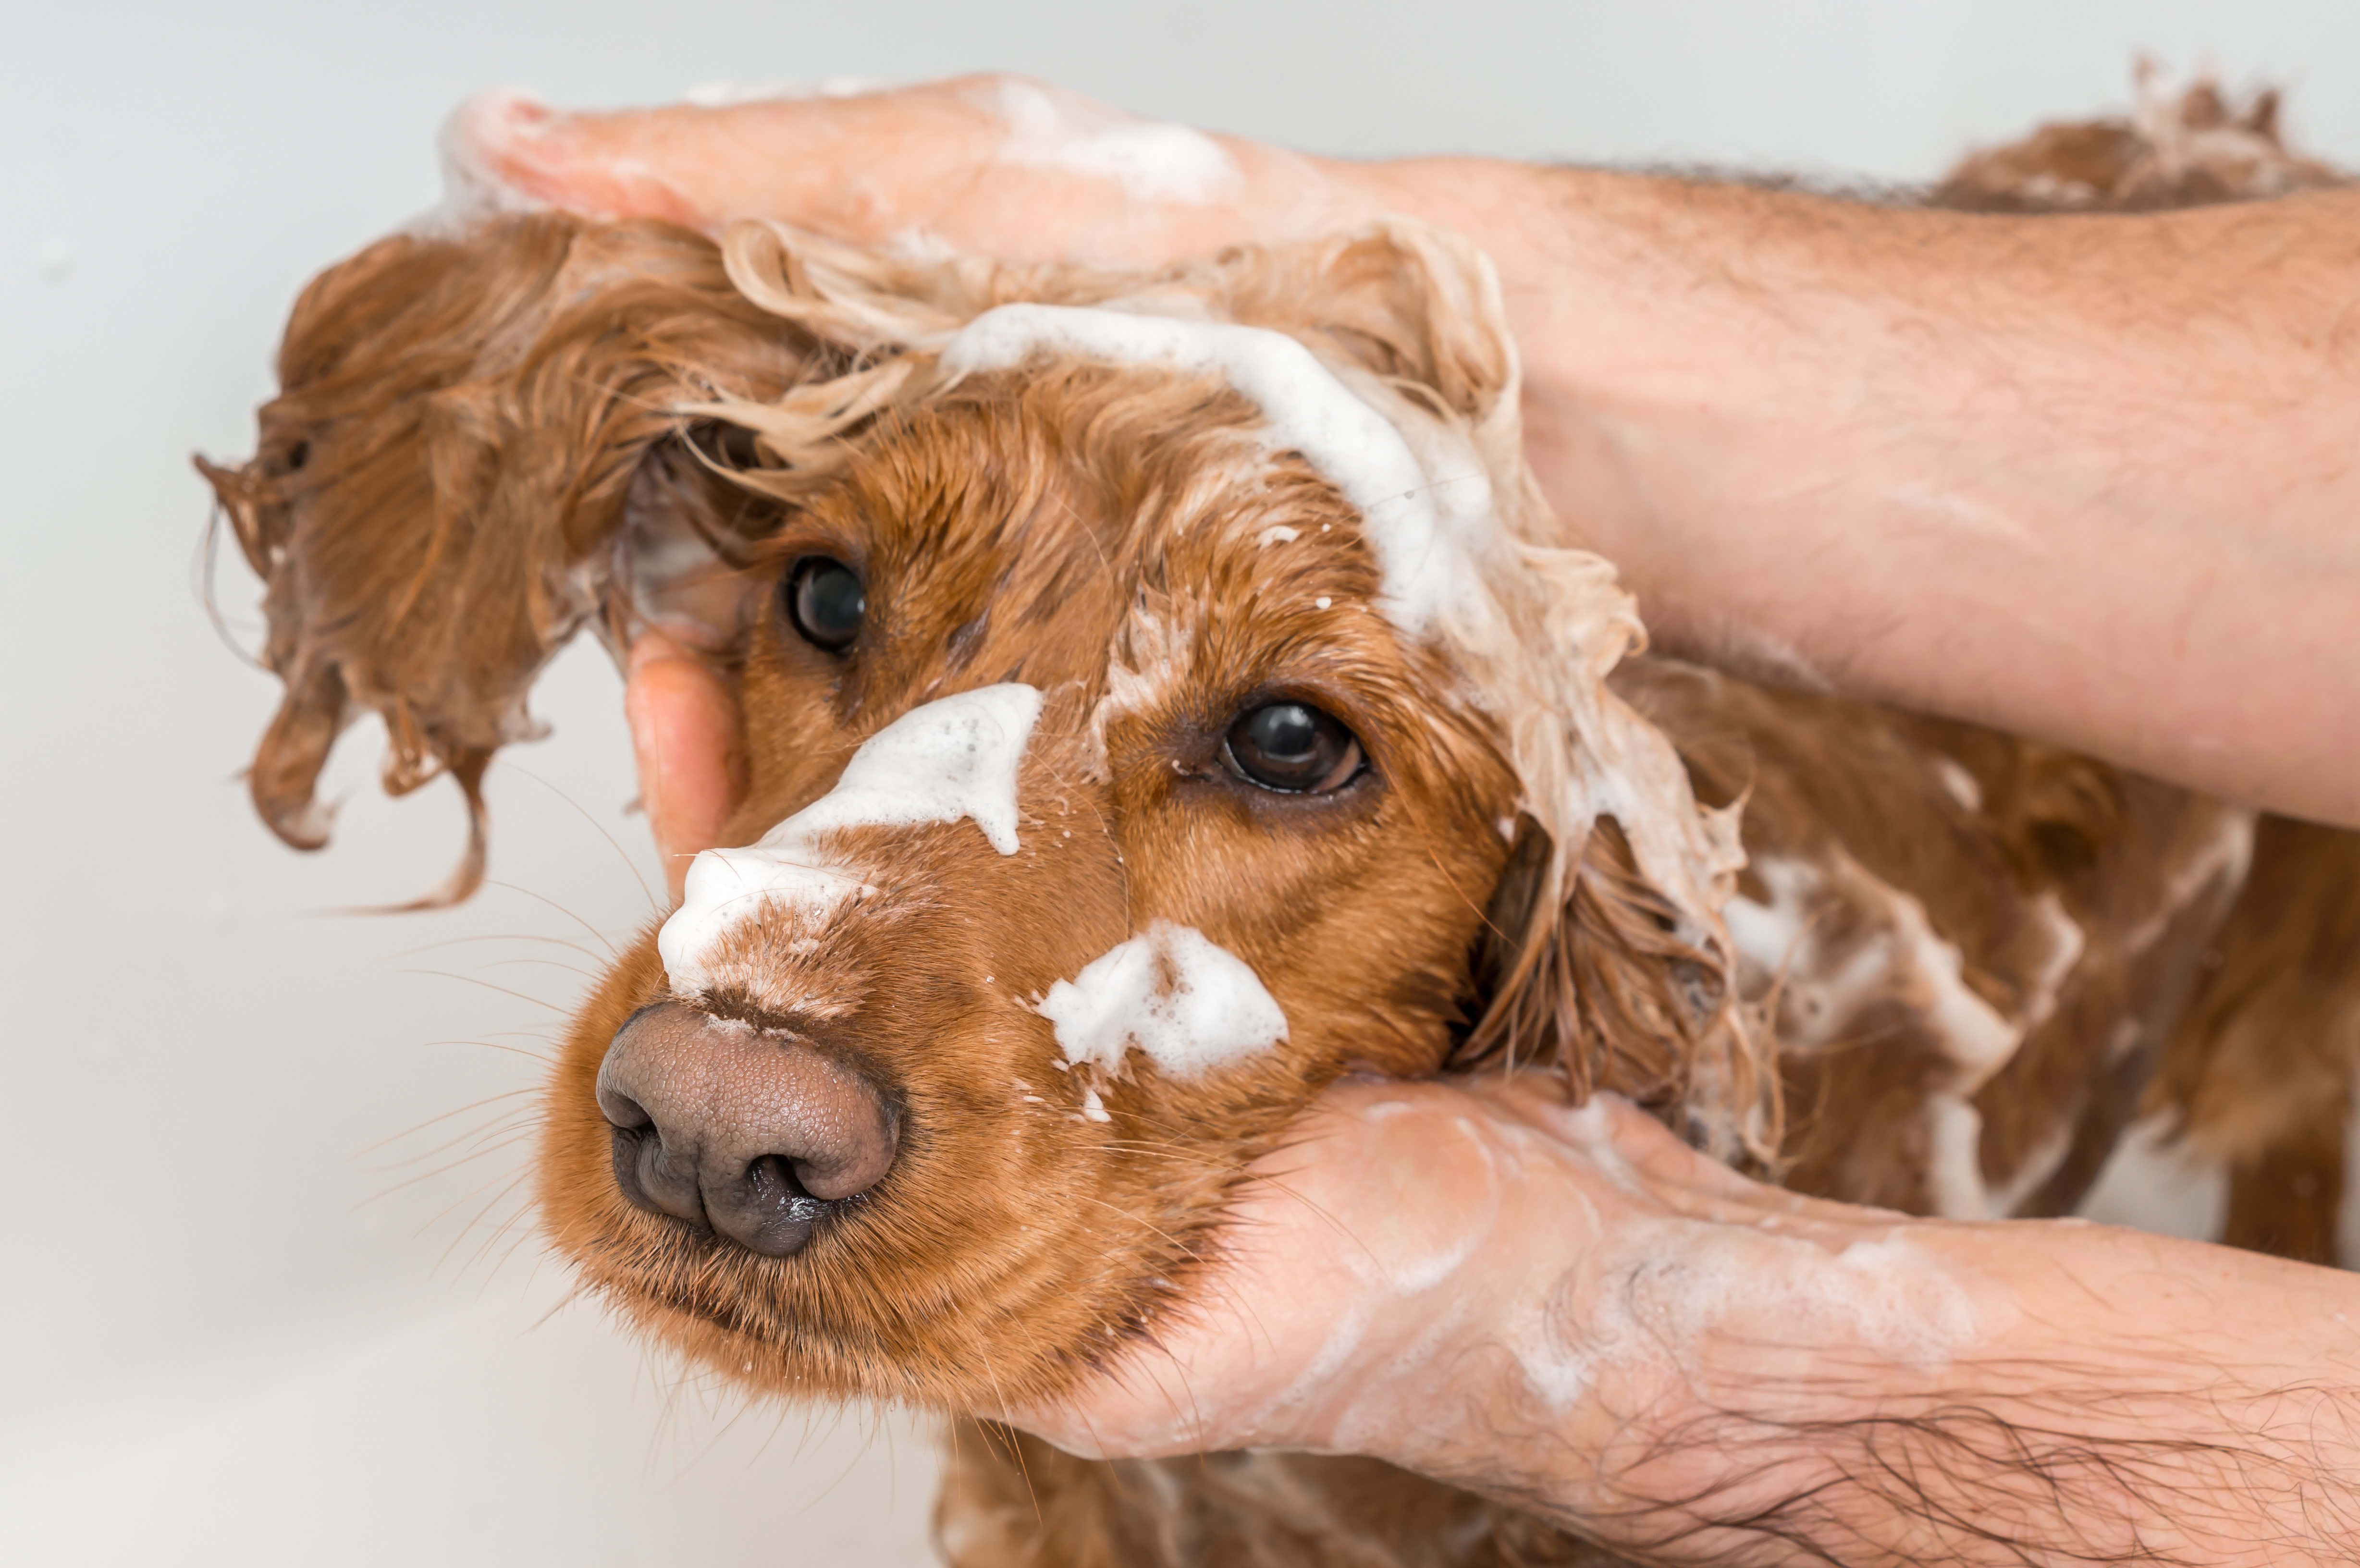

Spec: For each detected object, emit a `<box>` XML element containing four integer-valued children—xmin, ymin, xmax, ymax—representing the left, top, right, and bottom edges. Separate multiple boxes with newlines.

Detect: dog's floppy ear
<box><xmin>1453</xmin><ymin>564</ymin><xmax>1775</xmax><ymax>1166</ymax></box>
<box><xmin>198</xmin><ymin>213</ymin><xmax>823</xmax><ymax>904</ymax></box>
<box><xmin>199</xmin><ymin>207</ymin><xmax>1158</xmax><ymax>905</ymax></box>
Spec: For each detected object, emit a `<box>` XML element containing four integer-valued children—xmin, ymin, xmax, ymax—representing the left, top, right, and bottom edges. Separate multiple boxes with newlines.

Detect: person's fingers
<box><xmin>448</xmin><ymin>89</ymin><xmax>708</xmax><ymax>228</ymax></box>
<box><xmin>624</xmin><ymin>632</ymin><xmax>744</xmax><ymax>901</ymax></box>
<box><xmin>446</xmin><ymin>75</ymin><xmax>1371</xmax><ymax>268</ymax></box>
<box><xmin>1003</xmin><ymin>1077</ymin><xmax>1607</xmax><ymax>1459</ymax></box>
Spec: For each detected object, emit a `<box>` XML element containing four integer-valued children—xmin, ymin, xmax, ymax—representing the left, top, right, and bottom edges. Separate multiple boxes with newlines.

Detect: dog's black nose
<box><xmin>595</xmin><ymin>1001</ymin><xmax>898</xmax><ymax>1256</ymax></box>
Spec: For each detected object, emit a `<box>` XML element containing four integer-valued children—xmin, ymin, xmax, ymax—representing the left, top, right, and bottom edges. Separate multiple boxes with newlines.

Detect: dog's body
<box><xmin>205</xmin><ymin>78</ymin><xmax>2360</xmax><ymax>1566</ymax></box>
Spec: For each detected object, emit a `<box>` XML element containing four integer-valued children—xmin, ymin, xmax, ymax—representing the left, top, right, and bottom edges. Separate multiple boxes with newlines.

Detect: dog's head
<box><xmin>205</xmin><ymin>212</ymin><xmax>1766</xmax><ymax>1409</ymax></box>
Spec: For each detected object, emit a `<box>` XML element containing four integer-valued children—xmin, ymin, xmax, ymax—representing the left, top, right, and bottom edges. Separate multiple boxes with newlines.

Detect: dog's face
<box><xmin>542</xmin><ymin>363</ymin><xmax>1529</xmax><ymax>1406</ymax></box>
<box><xmin>207</xmin><ymin>212</ymin><xmax>1754</xmax><ymax>1415</ymax></box>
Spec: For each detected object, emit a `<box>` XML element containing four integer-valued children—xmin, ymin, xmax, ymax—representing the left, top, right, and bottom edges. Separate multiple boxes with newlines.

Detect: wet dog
<box><xmin>203</xmin><ymin>75</ymin><xmax>2360</xmax><ymax>1566</ymax></box>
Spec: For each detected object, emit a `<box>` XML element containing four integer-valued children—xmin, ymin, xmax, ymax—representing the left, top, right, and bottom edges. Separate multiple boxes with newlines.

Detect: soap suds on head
<box><xmin>940</xmin><ymin>303</ymin><xmax>1498</xmax><ymax>639</ymax></box>
<box><xmin>659</xmin><ymin>684</ymin><xmax>1043</xmax><ymax>996</ymax></box>
<box><xmin>1037</xmin><ymin>921</ymin><xmax>1288</xmax><ymax>1078</ymax></box>
<box><xmin>985</xmin><ymin>77</ymin><xmax>1239</xmax><ymax>204</ymax></box>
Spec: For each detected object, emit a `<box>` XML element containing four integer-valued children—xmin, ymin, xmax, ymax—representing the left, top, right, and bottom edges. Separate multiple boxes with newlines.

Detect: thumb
<box><xmin>625</xmin><ymin>632</ymin><xmax>745</xmax><ymax>902</ymax></box>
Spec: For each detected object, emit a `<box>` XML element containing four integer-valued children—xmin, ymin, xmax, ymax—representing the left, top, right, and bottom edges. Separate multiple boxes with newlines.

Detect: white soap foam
<box><xmin>1036</xmin><ymin>921</ymin><xmax>1288</xmax><ymax>1078</ymax></box>
<box><xmin>659</xmin><ymin>684</ymin><xmax>1044</xmax><ymax>996</ymax></box>
<box><xmin>988</xmin><ymin>78</ymin><xmax>1239</xmax><ymax>204</ymax></box>
<box><xmin>939</xmin><ymin>304</ymin><xmax>1496</xmax><ymax>638</ymax></box>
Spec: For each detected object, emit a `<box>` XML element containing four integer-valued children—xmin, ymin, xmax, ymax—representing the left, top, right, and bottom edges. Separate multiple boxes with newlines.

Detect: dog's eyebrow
<box><xmin>939</xmin><ymin>304</ymin><xmax>1498</xmax><ymax>638</ymax></box>
<box><xmin>657</xmin><ymin>682</ymin><xmax>1045</xmax><ymax>996</ymax></box>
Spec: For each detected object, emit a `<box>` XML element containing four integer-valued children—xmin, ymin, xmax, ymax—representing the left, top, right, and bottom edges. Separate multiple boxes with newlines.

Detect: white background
<box><xmin>4</xmin><ymin>3</ymin><xmax>2353</xmax><ymax>1562</ymax></box>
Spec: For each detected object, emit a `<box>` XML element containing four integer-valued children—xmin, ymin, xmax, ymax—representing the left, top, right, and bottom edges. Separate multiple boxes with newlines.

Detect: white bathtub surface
<box><xmin>2</xmin><ymin>1278</ymin><xmax>940</xmax><ymax>1568</ymax></box>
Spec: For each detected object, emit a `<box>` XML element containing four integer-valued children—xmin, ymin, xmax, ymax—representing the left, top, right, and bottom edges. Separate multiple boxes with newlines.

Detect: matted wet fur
<box><xmin>203</xmin><ymin>73</ymin><xmax>2360</xmax><ymax>1567</ymax></box>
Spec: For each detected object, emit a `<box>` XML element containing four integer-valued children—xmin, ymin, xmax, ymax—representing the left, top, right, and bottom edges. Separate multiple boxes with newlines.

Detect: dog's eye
<box><xmin>784</xmin><ymin>557</ymin><xmax>865</xmax><ymax>652</ymax></box>
<box><xmin>1221</xmin><ymin>701</ymin><xmax>1365</xmax><ymax>794</ymax></box>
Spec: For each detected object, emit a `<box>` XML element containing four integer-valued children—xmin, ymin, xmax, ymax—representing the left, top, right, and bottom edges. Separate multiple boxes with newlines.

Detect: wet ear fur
<box><xmin>199</xmin><ymin>213</ymin><xmax>818</xmax><ymax>904</ymax></box>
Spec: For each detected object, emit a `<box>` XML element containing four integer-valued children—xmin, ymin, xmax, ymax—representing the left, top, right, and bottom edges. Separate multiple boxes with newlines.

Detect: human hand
<box><xmin>625</xmin><ymin>632</ymin><xmax>743</xmax><ymax>903</ymax></box>
<box><xmin>449</xmin><ymin>74</ymin><xmax>1379</xmax><ymax>269</ymax></box>
<box><xmin>992</xmin><ymin>1070</ymin><xmax>1895</xmax><ymax>1465</ymax></box>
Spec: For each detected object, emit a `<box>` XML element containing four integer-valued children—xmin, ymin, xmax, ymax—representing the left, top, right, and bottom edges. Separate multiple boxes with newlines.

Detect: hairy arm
<box><xmin>1011</xmin><ymin>1078</ymin><xmax>2360</xmax><ymax>1567</ymax></box>
<box><xmin>470</xmin><ymin>77</ymin><xmax>2360</xmax><ymax>825</ymax></box>
<box><xmin>1396</xmin><ymin>163</ymin><xmax>2360</xmax><ymax>830</ymax></box>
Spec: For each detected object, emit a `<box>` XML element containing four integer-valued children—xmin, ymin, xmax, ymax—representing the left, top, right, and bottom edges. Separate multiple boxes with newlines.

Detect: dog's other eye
<box><xmin>785</xmin><ymin>557</ymin><xmax>865</xmax><ymax>652</ymax></box>
<box><xmin>1221</xmin><ymin>701</ymin><xmax>1365</xmax><ymax>794</ymax></box>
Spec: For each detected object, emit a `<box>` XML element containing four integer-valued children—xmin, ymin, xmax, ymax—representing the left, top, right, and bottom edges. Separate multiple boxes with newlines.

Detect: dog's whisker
<box><xmin>382</xmin><ymin>930</ymin><xmax>611</xmax><ymax>964</ymax></box>
<box><xmin>474</xmin><ymin>1204</ymin><xmax>545</xmax><ymax>1292</ymax></box>
<box><xmin>479</xmin><ymin>955</ymin><xmax>604</xmax><ymax>982</ymax></box>
<box><xmin>434</xmin><ymin>1171</ymin><xmax>532</xmax><ymax>1280</ymax></box>
<box><xmin>412</xmin><ymin>1036</ymin><xmax>561</xmax><ymax>1065</ymax></box>
<box><xmin>353</xmin><ymin>1104</ymin><xmax>538</xmax><ymax>1172</ymax></box>
<box><xmin>393</xmin><ymin>967</ymin><xmax>573</xmax><ymax>1014</ymax></box>
<box><xmin>479</xmin><ymin>879</ymin><xmax>624</xmax><ymax>958</ymax></box>
<box><xmin>351</xmin><ymin>1088</ymin><xmax>539</xmax><ymax>1159</ymax></box>
<box><xmin>355</xmin><ymin>1132</ymin><xmax>539</xmax><ymax>1212</ymax></box>
<box><xmin>498</xmin><ymin>761</ymin><xmax>663</xmax><ymax>915</ymax></box>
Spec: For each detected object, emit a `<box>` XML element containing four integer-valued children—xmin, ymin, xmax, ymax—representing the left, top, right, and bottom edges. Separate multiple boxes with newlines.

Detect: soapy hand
<box><xmin>994</xmin><ymin>1071</ymin><xmax>1908</xmax><ymax>1472</ymax></box>
<box><xmin>448</xmin><ymin>74</ymin><xmax>1372</xmax><ymax>269</ymax></box>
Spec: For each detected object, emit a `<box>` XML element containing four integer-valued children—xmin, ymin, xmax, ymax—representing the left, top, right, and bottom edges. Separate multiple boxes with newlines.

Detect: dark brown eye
<box><xmin>1221</xmin><ymin>701</ymin><xmax>1365</xmax><ymax>794</ymax></box>
<box><xmin>784</xmin><ymin>557</ymin><xmax>865</xmax><ymax>652</ymax></box>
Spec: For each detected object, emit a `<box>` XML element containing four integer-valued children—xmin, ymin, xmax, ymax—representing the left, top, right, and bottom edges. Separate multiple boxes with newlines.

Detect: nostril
<box><xmin>745</xmin><ymin>1155</ymin><xmax>833</xmax><ymax>1222</ymax></box>
<box><xmin>597</xmin><ymin>1086</ymin><xmax>652</xmax><ymax>1133</ymax></box>
<box><xmin>786</xmin><ymin>1098</ymin><xmax>900</xmax><ymax>1202</ymax></box>
<box><xmin>607</xmin><ymin>1121</ymin><xmax>710</xmax><ymax>1228</ymax></box>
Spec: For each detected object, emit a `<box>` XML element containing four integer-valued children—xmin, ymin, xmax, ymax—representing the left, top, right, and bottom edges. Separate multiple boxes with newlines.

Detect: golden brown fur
<box><xmin>202</xmin><ymin>73</ymin><xmax>2360</xmax><ymax>1568</ymax></box>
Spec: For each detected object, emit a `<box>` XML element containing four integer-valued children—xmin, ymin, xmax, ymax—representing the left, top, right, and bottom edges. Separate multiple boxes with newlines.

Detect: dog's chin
<box><xmin>555</xmin><ymin>1194</ymin><xmax>1188</xmax><ymax>1411</ymax></box>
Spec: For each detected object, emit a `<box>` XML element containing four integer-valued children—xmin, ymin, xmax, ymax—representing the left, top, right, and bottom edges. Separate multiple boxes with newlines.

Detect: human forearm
<box><xmin>1337</xmin><ymin>156</ymin><xmax>2360</xmax><ymax>824</ymax></box>
<box><xmin>1345</xmin><ymin>1117</ymin><xmax>2360</xmax><ymax>1566</ymax></box>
